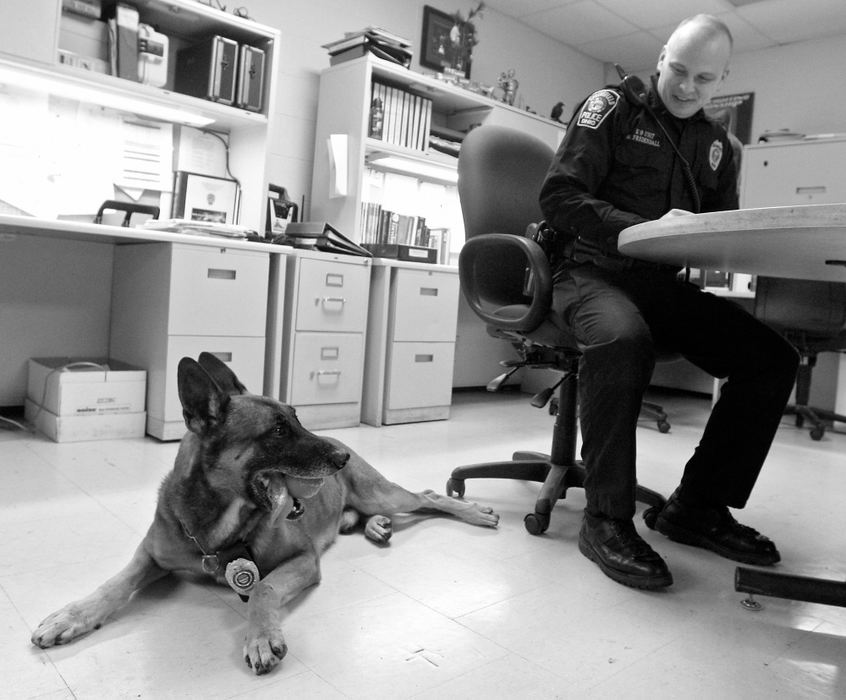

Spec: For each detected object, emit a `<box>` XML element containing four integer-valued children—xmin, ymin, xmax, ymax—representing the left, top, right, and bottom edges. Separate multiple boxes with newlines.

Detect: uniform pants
<box><xmin>552</xmin><ymin>262</ymin><xmax>799</xmax><ymax>520</ymax></box>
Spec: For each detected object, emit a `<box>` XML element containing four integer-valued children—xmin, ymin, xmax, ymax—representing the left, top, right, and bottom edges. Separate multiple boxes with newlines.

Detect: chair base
<box><xmin>785</xmin><ymin>404</ymin><xmax>846</xmax><ymax>441</ymax></box>
<box><xmin>640</xmin><ymin>400</ymin><xmax>671</xmax><ymax>433</ymax></box>
<box><xmin>446</xmin><ymin>453</ymin><xmax>666</xmax><ymax>535</ymax></box>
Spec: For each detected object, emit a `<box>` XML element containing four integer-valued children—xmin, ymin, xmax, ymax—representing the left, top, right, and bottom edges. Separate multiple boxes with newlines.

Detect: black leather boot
<box><xmin>655</xmin><ymin>490</ymin><xmax>780</xmax><ymax>566</ymax></box>
<box><xmin>579</xmin><ymin>512</ymin><xmax>673</xmax><ymax>589</ymax></box>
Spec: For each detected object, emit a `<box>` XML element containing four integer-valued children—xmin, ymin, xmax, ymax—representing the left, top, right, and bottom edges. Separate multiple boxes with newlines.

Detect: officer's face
<box><xmin>656</xmin><ymin>24</ymin><xmax>731</xmax><ymax>119</ymax></box>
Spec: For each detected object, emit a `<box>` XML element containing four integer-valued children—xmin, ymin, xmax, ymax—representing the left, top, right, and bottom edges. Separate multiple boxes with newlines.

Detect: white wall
<box><xmin>726</xmin><ymin>35</ymin><xmax>846</xmax><ymax>139</ymax></box>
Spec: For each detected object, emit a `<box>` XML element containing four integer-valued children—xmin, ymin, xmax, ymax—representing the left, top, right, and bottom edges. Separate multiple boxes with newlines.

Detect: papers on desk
<box><xmin>140</xmin><ymin>218</ymin><xmax>255</xmax><ymax>239</ymax></box>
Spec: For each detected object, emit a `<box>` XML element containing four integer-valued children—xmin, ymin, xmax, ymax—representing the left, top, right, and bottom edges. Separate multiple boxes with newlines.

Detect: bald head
<box><xmin>656</xmin><ymin>14</ymin><xmax>733</xmax><ymax>118</ymax></box>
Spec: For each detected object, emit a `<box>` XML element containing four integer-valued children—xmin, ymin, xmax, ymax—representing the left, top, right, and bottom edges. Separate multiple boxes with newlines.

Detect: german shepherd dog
<box><xmin>31</xmin><ymin>353</ymin><xmax>499</xmax><ymax>675</ymax></box>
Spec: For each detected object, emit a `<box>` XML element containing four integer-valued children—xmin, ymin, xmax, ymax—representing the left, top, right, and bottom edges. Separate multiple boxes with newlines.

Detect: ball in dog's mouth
<box><xmin>251</xmin><ymin>470</ymin><xmax>325</xmax><ymax>521</ymax></box>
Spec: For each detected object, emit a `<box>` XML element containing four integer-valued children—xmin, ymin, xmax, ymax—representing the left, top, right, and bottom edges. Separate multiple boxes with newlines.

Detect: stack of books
<box><xmin>322</xmin><ymin>27</ymin><xmax>413</xmax><ymax>68</ymax></box>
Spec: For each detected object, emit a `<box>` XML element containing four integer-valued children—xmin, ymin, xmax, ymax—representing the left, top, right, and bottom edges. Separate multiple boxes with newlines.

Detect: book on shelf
<box><xmin>283</xmin><ymin>221</ymin><xmax>372</xmax><ymax>257</ymax></box>
<box><xmin>369</xmin><ymin>80</ymin><xmax>432</xmax><ymax>152</ymax></box>
<box><xmin>360</xmin><ymin>200</ymin><xmax>436</xmax><ymax>250</ymax></box>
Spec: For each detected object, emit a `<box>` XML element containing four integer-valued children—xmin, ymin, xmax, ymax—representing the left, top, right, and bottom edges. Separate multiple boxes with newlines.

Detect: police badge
<box><xmin>709</xmin><ymin>139</ymin><xmax>724</xmax><ymax>171</ymax></box>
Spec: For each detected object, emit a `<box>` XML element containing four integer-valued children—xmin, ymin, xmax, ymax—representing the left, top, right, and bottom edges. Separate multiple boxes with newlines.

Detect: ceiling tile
<box><xmin>593</xmin><ymin>0</ymin><xmax>730</xmax><ymax>31</ymax></box>
<box><xmin>577</xmin><ymin>31</ymin><xmax>663</xmax><ymax>69</ymax></box>
<box><xmin>481</xmin><ymin>0</ymin><xmax>578</xmax><ymax>19</ymax></box>
<box><xmin>523</xmin><ymin>0</ymin><xmax>639</xmax><ymax>46</ymax></box>
<box><xmin>735</xmin><ymin>0</ymin><xmax>846</xmax><ymax>43</ymax></box>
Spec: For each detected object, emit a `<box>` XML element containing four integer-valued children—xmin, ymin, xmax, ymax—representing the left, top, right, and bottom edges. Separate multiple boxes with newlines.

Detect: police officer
<box><xmin>539</xmin><ymin>14</ymin><xmax>799</xmax><ymax>589</ymax></box>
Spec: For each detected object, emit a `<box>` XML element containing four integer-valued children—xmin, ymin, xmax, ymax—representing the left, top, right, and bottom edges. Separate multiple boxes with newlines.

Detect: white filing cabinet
<box><xmin>363</xmin><ymin>260</ymin><xmax>460</xmax><ymax>426</ymax></box>
<box><xmin>110</xmin><ymin>243</ymin><xmax>269</xmax><ymax>440</ymax></box>
<box><xmin>278</xmin><ymin>250</ymin><xmax>372</xmax><ymax>429</ymax></box>
<box><xmin>741</xmin><ymin>137</ymin><xmax>846</xmax><ymax>419</ymax></box>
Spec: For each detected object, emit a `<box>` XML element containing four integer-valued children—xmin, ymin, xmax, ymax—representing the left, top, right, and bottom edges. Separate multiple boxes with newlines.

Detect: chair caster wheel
<box><xmin>446</xmin><ymin>478</ymin><xmax>465</xmax><ymax>498</ymax></box>
<box><xmin>643</xmin><ymin>506</ymin><xmax>659</xmax><ymax>530</ymax></box>
<box><xmin>810</xmin><ymin>426</ymin><xmax>825</xmax><ymax>441</ymax></box>
<box><xmin>657</xmin><ymin>420</ymin><xmax>670</xmax><ymax>433</ymax></box>
<box><xmin>524</xmin><ymin>512</ymin><xmax>549</xmax><ymax>535</ymax></box>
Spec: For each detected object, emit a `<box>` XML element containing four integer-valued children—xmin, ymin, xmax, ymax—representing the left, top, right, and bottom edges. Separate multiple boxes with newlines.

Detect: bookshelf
<box><xmin>0</xmin><ymin>0</ymin><xmax>280</xmax><ymax>231</ymax></box>
<box><xmin>309</xmin><ymin>54</ymin><xmax>566</xmax><ymax>255</ymax></box>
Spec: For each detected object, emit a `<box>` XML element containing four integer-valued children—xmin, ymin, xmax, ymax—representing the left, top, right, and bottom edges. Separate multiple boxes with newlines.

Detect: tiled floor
<box><xmin>1</xmin><ymin>388</ymin><xmax>845</xmax><ymax>699</ymax></box>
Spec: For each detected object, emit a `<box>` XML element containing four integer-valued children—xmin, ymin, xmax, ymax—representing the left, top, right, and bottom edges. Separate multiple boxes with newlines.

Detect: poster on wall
<box><xmin>704</xmin><ymin>92</ymin><xmax>755</xmax><ymax>144</ymax></box>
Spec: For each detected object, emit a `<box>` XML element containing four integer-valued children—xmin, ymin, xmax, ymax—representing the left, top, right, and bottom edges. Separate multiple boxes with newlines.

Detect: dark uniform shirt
<box><xmin>539</xmin><ymin>80</ymin><xmax>739</xmax><ymax>269</ymax></box>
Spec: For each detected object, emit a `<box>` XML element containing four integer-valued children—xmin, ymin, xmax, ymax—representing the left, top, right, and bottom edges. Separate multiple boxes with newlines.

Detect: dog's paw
<box><xmin>243</xmin><ymin>629</ymin><xmax>288</xmax><ymax>675</ymax></box>
<box><xmin>364</xmin><ymin>515</ymin><xmax>393</xmax><ymax>544</ymax></box>
<box><xmin>31</xmin><ymin>605</ymin><xmax>99</xmax><ymax>648</ymax></box>
<box><xmin>467</xmin><ymin>504</ymin><xmax>500</xmax><ymax>528</ymax></box>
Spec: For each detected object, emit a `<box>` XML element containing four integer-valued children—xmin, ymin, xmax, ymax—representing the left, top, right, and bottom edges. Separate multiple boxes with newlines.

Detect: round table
<box><xmin>618</xmin><ymin>204</ymin><xmax>846</xmax><ymax>282</ymax></box>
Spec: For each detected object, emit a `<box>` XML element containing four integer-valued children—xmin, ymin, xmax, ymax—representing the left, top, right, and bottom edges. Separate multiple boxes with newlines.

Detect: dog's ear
<box><xmin>197</xmin><ymin>351</ymin><xmax>248</xmax><ymax>396</ymax></box>
<box><xmin>177</xmin><ymin>357</ymin><xmax>230</xmax><ymax>435</ymax></box>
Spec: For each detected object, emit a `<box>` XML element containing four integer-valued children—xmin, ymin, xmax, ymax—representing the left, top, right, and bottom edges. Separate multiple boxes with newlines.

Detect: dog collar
<box><xmin>179</xmin><ymin>520</ymin><xmax>264</xmax><ymax>601</ymax></box>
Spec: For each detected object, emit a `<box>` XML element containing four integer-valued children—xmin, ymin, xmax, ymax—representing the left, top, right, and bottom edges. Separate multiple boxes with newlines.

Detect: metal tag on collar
<box><xmin>201</xmin><ymin>554</ymin><xmax>220</xmax><ymax>574</ymax></box>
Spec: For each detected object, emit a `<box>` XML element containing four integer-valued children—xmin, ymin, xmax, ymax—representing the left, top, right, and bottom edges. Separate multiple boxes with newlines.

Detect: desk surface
<box><xmin>618</xmin><ymin>204</ymin><xmax>846</xmax><ymax>282</ymax></box>
<box><xmin>0</xmin><ymin>214</ymin><xmax>286</xmax><ymax>253</ymax></box>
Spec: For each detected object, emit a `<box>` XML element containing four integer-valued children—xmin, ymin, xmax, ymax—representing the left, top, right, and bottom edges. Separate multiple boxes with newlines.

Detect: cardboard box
<box><xmin>25</xmin><ymin>399</ymin><xmax>146</xmax><ymax>442</ymax></box>
<box><xmin>27</xmin><ymin>357</ymin><xmax>146</xmax><ymax>417</ymax></box>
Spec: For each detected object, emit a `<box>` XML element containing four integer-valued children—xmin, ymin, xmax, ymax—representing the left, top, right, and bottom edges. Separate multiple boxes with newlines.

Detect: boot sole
<box><xmin>655</xmin><ymin>516</ymin><xmax>780</xmax><ymax>566</ymax></box>
<box><xmin>578</xmin><ymin>536</ymin><xmax>673</xmax><ymax>590</ymax></box>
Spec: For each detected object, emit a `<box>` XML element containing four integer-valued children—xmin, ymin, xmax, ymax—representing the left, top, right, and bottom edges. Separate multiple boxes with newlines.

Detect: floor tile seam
<box><xmin>0</xmin><ymin>582</ymin><xmax>77</xmax><ymax>700</ymax></box>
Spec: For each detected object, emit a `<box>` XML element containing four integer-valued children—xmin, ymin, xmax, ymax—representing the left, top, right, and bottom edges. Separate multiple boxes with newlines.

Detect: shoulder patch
<box><xmin>576</xmin><ymin>90</ymin><xmax>620</xmax><ymax>130</ymax></box>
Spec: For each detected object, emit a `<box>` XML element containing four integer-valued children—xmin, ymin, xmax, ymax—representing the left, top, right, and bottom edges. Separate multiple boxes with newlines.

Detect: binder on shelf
<box><xmin>106</xmin><ymin>2</ymin><xmax>139</xmax><ymax>81</ymax></box>
<box><xmin>283</xmin><ymin>221</ymin><xmax>372</xmax><ymax>257</ymax></box>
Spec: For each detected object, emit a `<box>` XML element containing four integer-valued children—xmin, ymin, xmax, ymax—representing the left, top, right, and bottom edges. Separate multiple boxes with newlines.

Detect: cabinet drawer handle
<box><xmin>325</xmin><ymin>273</ymin><xmax>344</xmax><ymax>287</ymax></box>
<box><xmin>207</xmin><ymin>351</ymin><xmax>233</xmax><ymax>362</ymax></box>
<box><xmin>420</xmin><ymin>287</ymin><xmax>438</xmax><ymax>296</ymax></box>
<box><xmin>208</xmin><ymin>268</ymin><xmax>237</xmax><ymax>280</ymax></box>
<box><xmin>414</xmin><ymin>354</ymin><xmax>434</xmax><ymax>363</ymax></box>
<box><xmin>319</xmin><ymin>296</ymin><xmax>346</xmax><ymax>310</ymax></box>
<box><xmin>311</xmin><ymin>369</ymin><xmax>342</xmax><ymax>383</ymax></box>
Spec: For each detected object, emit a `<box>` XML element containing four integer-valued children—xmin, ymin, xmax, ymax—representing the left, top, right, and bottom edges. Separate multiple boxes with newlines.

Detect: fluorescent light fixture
<box><xmin>367</xmin><ymin>153</ymin><xmax>458</xmax><ymax>184</ymax></box>
<box><xmin>0</xmin><ymin>63</ymin><xmax>214</xmax><ymax>127</ymax></box>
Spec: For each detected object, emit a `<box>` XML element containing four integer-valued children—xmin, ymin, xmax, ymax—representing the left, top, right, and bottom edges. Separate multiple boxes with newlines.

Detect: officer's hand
<box><xmin>661</xmin><ymin>208</ymin><xmax>694</xmax><ymax>218</ymax></box>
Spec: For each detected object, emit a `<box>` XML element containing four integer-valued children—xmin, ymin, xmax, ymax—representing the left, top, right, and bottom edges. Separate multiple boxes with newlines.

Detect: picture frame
<box><xmin>171</xmin><ymin>171</ymin><xmax>239</xmax><ymax>224</ymax></box>
<box><xmin>420</xmin><ymin>5</ymin><xmax>471</xmax><ymax>79</ymax></box>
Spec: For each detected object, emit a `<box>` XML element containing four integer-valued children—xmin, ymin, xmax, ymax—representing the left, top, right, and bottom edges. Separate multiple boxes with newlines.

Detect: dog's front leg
<box><xmin>31</xmin><ymin>541</ymin><xmax>166</xmax><ymax>648</ymax></box>
<box><xmin>243</xmin><ymin>550</ymin><xmax>320</xmax><ymax>675</ymax></box>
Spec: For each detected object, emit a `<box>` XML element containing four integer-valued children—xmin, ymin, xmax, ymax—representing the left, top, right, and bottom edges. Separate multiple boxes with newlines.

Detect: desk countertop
<box><xmin>0</xmin><ymin>214</ymin><xmax>287</xmax><ymax>253</ymax></box>
<box><xmin>618</xmin><ymin>204</ymin><xmax>846</xmax><ymax>282</ymax></box>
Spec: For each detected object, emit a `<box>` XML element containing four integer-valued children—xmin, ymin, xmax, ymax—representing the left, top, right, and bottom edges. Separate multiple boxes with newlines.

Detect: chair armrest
<box><xmin>459</xmin><ymin>233</ymin><xmax>552</xmax><ymax>333</ymax></box>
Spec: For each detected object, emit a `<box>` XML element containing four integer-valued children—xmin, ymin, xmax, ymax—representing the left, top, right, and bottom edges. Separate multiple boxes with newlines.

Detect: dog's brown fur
<box><xmin>31</xmin><ymin>353</ymin><xmax>499</xmax><ymax>675</ymax></box>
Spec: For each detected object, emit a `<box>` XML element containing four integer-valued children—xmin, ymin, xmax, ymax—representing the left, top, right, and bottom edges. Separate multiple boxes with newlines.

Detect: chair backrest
<box><xmin>458</xmin><ymin>125</ymin><xmax>555</xmax><ymax>239</ymax></box>
<box><xmin>456</xmin><ymin>125</ymin><xmax>557</xmax><ymax>326</ymax></box>
<box><xmin>754</xmin><ymin>276</ymin><xmax>846</xmax><ymax>338</ymax></box>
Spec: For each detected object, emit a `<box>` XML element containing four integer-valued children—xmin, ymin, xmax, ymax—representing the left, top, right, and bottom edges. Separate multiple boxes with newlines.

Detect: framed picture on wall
<box><xmin>420</xmin><ymin>5</ymin><xmax>471</xmax><ymax>78</ymax></box>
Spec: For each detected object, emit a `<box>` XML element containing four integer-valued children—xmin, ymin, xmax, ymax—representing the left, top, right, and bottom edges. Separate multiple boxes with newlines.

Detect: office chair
<box><xmin>754</xmin><ymin>276</ymin><xmax>846</xmax><ymax>440</ymax></box>
<box><xmin>445</xmin><ymin>124</ymin><xmax>667</xmax><ymax>534</ymax></box>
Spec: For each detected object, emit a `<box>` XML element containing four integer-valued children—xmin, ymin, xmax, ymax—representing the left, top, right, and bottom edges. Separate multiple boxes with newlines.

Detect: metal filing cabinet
<box><xmin>363</xmin><ymin>260</ymin><xmax>460</xmax><ymax>426</ymax></box>
<box><xmin>110</xmin><ymin>243</ymin><xmax>269</xmax><ymax>440</ymax></box>
<box><xmin>278</xmin><ymin>250</ymin><xmax>371</xmax><ymax>429</ymax></box>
